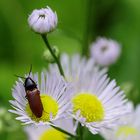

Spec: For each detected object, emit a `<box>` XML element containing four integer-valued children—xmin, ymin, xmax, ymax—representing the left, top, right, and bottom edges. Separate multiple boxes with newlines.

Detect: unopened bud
<box><xmin>28</xmin><ymin>6</ymin><xmax>58</xmax><ymax>34</ymax></box>
<box><xmin>43</xmin><ymin>46</ymin><xmax>59</xmax><ymax>63</ymax></box>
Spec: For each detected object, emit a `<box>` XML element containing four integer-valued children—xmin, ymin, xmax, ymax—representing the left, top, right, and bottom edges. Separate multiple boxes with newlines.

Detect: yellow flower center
<box><xmin>39</xmin><ymin>128</ymin><xmax>66</xmax><ymax>140</ymax></box>
<box><xmin>116</xmin><ymin>126</ymin><xmax>138</xmax><ymax>137</ymax></box>
<box><xmin>72</xmin><ymin>93</ymin><xmax>104</xmax><ymax>122</ymax></box>
<box><xmin>26</xmin><ymin>94</ymin><xmax>58</xmax><ymax>122</ymax></box>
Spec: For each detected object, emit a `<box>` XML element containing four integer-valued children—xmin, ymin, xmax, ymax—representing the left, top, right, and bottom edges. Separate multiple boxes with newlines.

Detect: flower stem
<box><xmin>82</xmin><ymin>0</ymin><xmax>94</xmax><ymax>57</ymax></box>
<box><xmin>41</xmin><ymin>34</ymin><xmax>65</xmax><ymax>77</ymax></box>
<box><xmin>50</xmin><ymin>123</ymin><xmax>77</xmax><ymax>138</ymax></box>
<box><xmin>77</xmin><ymin>123</ymin><xmax>84</xmax><ymax>140</ymax></box>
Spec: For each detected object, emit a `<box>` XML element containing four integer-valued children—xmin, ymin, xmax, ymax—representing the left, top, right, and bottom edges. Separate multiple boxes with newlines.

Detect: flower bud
<box><xmin>90</xmin><ymin>37</ymin><xmax>121</xmax><ymax>66</ymax></box>
<box><xmin>28</xmin><ymin>6</ymin><xmax>58</xmax><ymax>34</ymax></box>
<box><xmin>43</xmin><ymin>46</ymin><xmax>59</xmax><ymax>63</ymax></box>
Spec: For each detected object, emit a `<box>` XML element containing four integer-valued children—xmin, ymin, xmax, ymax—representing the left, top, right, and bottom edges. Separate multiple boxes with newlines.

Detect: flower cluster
<box><xmin>9</xmin><ymin>5</ymin><xmax>140</xmax><ymax>140</ymax></box>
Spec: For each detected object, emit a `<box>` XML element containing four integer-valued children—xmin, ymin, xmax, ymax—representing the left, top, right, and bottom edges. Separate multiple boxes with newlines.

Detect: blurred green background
<box><xmin>0</xmin><ymin>0</ymin><xmax>140</xmax><ymax>139</ymax></box>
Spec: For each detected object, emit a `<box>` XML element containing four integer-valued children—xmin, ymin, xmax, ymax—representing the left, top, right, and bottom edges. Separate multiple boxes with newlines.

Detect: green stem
<box><xmin>41</xmin><ymin>34</ymin><xmax>65</xmax><ymax>77</ymax></box>
<box><xmin>78</xmin><ymin>123</ymin><xmax>84</xmax><ymax>140</ymax></box>
<box><xmin>82</xmin><ymin>0</ymin><xmax>93</xmax><ymax>57</ymax></box>
<box><xmin>50</xmin><ymin>123</ymin><xmax>77</xmax><ymax>138</ymax></box>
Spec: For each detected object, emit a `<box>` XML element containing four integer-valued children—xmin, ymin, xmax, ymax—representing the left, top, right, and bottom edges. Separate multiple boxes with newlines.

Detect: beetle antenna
<box><xmin>29</xmin><ymin>64</ymin><xmax>32</xmax><ymax>76</ymax></box>
<box><xmin>14</xmin><ymin>74</ymin><xmax>26</xmax><ymax>79</ymax></box>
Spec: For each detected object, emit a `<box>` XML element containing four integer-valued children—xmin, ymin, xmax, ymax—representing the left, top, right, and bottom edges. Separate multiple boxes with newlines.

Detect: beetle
<box><xmin>16</xmin><ymin>66</ymin><xmax>43</xmax><ymax>118</ymax></box>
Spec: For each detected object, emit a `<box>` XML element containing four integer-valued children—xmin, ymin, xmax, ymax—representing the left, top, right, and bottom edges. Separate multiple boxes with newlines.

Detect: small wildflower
<box><xmin>24</xmin><ymin>119</ymin><xmax>76</xmax><ymax>140</ymax></box>
<box><xmin>49</xmin><ymin>53</ymin><xmax>96</xmax><ymax>83</ymax></box>
<box><xmin>9</xmin><ymin>71</ymin><xmax>73</xmax><ymax>125</ymax></box>
<box><xmin>101</xmin><ymin>102</ymin><xmax>140</xmax><ymax>140</ymax></box>
<box><xmin>28</xmin><ymin>6</ymin><xmax>58</xmax><ymax>34</ymax></box>
<box><xmin>90</xmin><ymin>37</ymin><xmax>121</xmax><ymax>66</ymax></box>
<box><xmin>50</xmin><ymin>54</ymin><xmax>128</xmax><ymax>134</ymax></box>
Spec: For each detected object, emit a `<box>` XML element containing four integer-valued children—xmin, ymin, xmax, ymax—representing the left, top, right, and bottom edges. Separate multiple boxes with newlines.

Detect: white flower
<box><xmin>101</xmin><ymin>102</ymin><xmax>140</xmax><ymax>140</ymax></box>
<box><xmin>28</xmin><ymin>6</ymin><xmax>58</xmax><ymax>34</ymax></box>
<box><xmin>90</xmin><ymin>37</ymin><xmax>121</xmax><ymax>66</ymax></box>
<box><xmin>9</xmin><ymin>71</ymin><xmax>73</xmax><ymax>125</ymax></box>
<box><xmin>50</xmin><ymin>54</ymin><xmax>128</xmax><ymax>134</ymax></box>
<box><xmin>49</xmin><ymin>53</ymin><xmax>97</xmax><ymax>83</ymax></box>
<box><xmin>24</xmin><ymin>119</ymin><xmax>76</xmax><ymax>140</ymax></box>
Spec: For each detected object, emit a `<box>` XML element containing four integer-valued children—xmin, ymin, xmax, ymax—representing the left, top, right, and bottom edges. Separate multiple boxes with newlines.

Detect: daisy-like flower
<box><xmin>24</xmin><ymin>119</ymin><xmax>76</xmax><ymax>140</ymax></box>
<box><xmin>28</xmin><ymin>6</ymin><xmax>58</xmax><ymax>34</ymax></box>
<box><xmin>90</xmin><ymin>37</ymin><xmax>121</xmax><ymax>66</ymax></box>
<box><xmin>49</xmin><ymin>53</ymin><xmax>97</xmax><ymax>83</ymax></box>
<box><xmin>9</xmin><ymin>71</ymin><xmax>73</xmax><ymax>125</ymax></box>
<box><xmin>101</xmin><ymin>102</ymin><xmax>140</xmax><ymax>140</ymax></box>
<box><xmin>50</xmin><ymin>54</ymin><xmax>128</xmax><ymax>134</ymax></box>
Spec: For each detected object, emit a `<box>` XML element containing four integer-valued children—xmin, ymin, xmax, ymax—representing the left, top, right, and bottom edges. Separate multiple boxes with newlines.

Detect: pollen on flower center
<box><xmin>72</xmin><ymin>93</ymin><xmax>104</xmax><ymax>122</ymax></box>
<box><xmin>26</xmin><ymin>94</ymin><xmax>58</xmax><ymax>122</ymax></box>
<box><xmin>39</xmin><ymin>128</ymin><xmax>66</xmax><ymax>140</ymax></box>
<box><xmin>116</xmin><ymin>126</ymin><xmax>138</xmax><ymax>137</ymax></box>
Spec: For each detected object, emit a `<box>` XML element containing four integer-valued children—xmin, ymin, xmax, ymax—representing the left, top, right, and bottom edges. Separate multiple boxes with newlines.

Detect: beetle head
<box><xmin>24</xmin><ymin>77</ymin><xmax>37</xmax><ymax>91</ymax></box>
